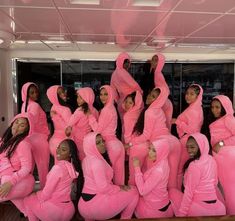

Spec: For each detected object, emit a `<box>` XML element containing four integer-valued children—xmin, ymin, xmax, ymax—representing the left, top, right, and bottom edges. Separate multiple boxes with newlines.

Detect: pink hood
<box><xmin>100</xmin><ymin>85</ymin><xmax>115</xmax><ymax>107</ymax></box>
<box><xmin>21</xmin><ymin>82</ymin><xmax>38</xmax><ymax>102</ymax></box>
<box><xmin>116</xmin><ymin>52</ymin><xmax>130</xmax><ymax>69</ymax></box>
<box><xmin>213</xmin><ymin>95</ymin><xmax>234</xmax><ymax>116</ymax></box>
<box><xmin>189</xmin><ymin>132</ymin><xmax>209</xmax><ymax>162</ymax></box>
<box><xmin>189</xmin><ymin>84</ymin><xmax>203</xmax><ymax>108</ymax></box>
<box><xmin>152</xmin><ymin>139</ymin><xmax>170</xmax><ymax>166</ymax></box>
<box><xmin>155</xmin><ymin>53</ymin><xmax>165</xmax><ymax>74</ymax></box>
<box><xmin>12</xmin><ymin>113</ymin><xmax>34</xmax><ymax>136</ymax></box>
<box><xmin>62</xmin><ymin>160</ymin><xmax>78</xmax><ymax>179</ymax></box>
<box><xmin>149</xmin><ymin>86</ymin><xmax>169</xmax><ymax>109</ymax></box>
<box><xmin>46</xmin><ymin>85</ymin><xmax>61</xmax><ymax>105</ymax></box>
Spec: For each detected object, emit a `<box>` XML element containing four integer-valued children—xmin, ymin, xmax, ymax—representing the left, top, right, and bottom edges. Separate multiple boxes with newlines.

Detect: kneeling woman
<box><xmin>169</xmin><ymin>133</ymin><xmax>226</xmax><ymax>217</ymax></box>
<box><xmin>78</xmin><ymin>132</ymin><xmax>139</xmax><ymax>220</ymax></box>
<box><xmin>23</xmin><ymin>139</ymin><xmax>81</xmax><ymax>221</ymax></box>
<box><xmin>133</xmin><ymin>139</ymin><xmax>173</xmax><ymax>218</ymax></box>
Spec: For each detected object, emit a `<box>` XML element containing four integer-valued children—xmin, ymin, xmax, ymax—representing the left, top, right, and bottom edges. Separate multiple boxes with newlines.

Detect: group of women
<box><xmin>0</xmin><ymin>52</ymin><xmax>235</xmax><ymax>221</ymax></box>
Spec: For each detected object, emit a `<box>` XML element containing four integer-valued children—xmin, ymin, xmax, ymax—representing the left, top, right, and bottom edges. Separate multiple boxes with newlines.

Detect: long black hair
<box><xmin>0</xmin><ymin>118</ymin><xmax>30</xmax><ymax>159</ymax></box>
<box><xmin>62</xmin><ymin>139</ymin><xmax>84</xmax><ymax>201</ymax></box>
<box><xmin>80</xmin><ymin>103</ymin><xmax>89</xmax><ymax>114</ymax></box>
<box><xmin>25</xmin><ymin>84</ymin><xmax>38</xmax><ymax>112</ymax></box>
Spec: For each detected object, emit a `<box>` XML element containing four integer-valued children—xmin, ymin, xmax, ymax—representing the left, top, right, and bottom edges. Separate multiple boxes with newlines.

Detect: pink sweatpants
<box><xmin>106</xmin><ymin>139</ymin><xmax>125</xmax><ymax>185</ymax></box>
<box><xmin>78</xmin><ymin>186</ymin><xmax>139</xmax><ymax>220</ymax></box>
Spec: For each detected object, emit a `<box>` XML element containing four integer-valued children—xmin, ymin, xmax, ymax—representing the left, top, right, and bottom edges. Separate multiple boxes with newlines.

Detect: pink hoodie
<box><xmin>122</xmin><ymin>91</ymin><xmax>143</xmax><ymax>143</ymax></box>
<box><xmin>78</xmin><ymin>132</ymin><xmax>139</xmax><ymax>220</ymax></box>
<box><xmin>154</xmin><ymin>54</ymin><xmax>173</xmax><ymax>131</ymax></box>
<box><xmin>111</xmin><ymin>52</ymin><xmax>142</xmax><ymax>101</ymax></box>
<box><xmin>23</xmin><ymin>160</ymin><xmax>78</xmax><ymax>221</ymax></box>
<box><xmin>175</xmin><ymin>84</ymin><xmax>204</xmax><ymax>138</ymax></box>
<box><xmin>170</xmin><ymin>133</ymin><xmax>226</xmax><ymax>217</ymax></box>
<box><xmin>88</xmin><ymin>85</ymin><xmax>125</xmax><ymax>185</ymax></box>
<box><xmin>209</xmin><ymin>95</ymin><xmax>235</xmax><ymax>147</ymax></box>
<box><xmin>21</xmin><ymin>82</ymin><xmax>50</xmax><ymax>188</ymax></box>
<box><xmin>210</xmin><ymin>95</ymin><xmax>235</xmax><ymax>214</ymax></box>
<box><xmin>0</xmin><ymin>113</ymin><xmax>35</xmax><ymax>211</ymax></box>
<box><xmin>47</xmin><ymin>85</ymin><xmax>72</xmax><ymax>160</ymax></box>
<box><xmin>134</xmin><ymin>139</ymin><xmax>173</xmax><ymax>218</ymax></box>
<box><xmin>68</xmin><ymin>87</ymin><xmax>98</xmax><ymax>160</ymax></box>
<box><xmin>21</xmin><ymin>82</ymin><xmax>49</xmax><ymax>136</ymax></box>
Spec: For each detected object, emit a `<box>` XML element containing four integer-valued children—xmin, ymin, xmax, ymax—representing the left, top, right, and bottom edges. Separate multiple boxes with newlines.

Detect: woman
<box><xmin>0</xmin><ymin>113</ymin><xmax>34</xmax><ymax>212</ymax></box>
<box><xmin>65</xmin><ymin>87</ymin><xmax>98</xmax><ymax>160</ymax></box>
<box><xmin>133</xmin><ymin>139</ymin><xmax>173</xmax><ymax>218</ymax></box>
<box><xmin>87</xmin><ymin>85</ymin><xmax>125</xmax><ymax>185</ymax></box>
<box><xmin>78</xmin><ymin>132</ymin><xmax>139</xmax><ymax>220</ymax></box>
<box><xmin>128</xmin><ymin>86</ymin><xmax>181</xmax><ymax>188</ymax></box>
<box><xmin>169</xmin><ymin>133</ymin><xmax>226</xmax><ymax>217</ymax></box>
<box><xmin>23</xmin><ymin>139</ymin><xmax>81</xmax><ymax>221</ymax></box>
<box><xmin>172</xmin><ymin>84</ymin><xmax>203</xmax><ymax>187</ymax></box>
<box><xmin>47</xmin><ymin>85</ymin><xmax>72</xmax><ymax>163</ymax></box>
<box><xmin>209</xmin><ymin>95</ymin><xmax>235</xmax><ymax>214</ymax></box>
<box><xmin>21</xmin><ymin>82</ymin><xmax>50</xmax><ymax>188</ymax></box>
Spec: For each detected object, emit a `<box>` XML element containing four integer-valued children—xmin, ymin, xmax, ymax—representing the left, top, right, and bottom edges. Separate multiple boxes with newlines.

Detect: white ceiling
<box><xmin>0</xmin><ymin>0</ymin><xmax>235</xmax><ymax>54</ymax></box>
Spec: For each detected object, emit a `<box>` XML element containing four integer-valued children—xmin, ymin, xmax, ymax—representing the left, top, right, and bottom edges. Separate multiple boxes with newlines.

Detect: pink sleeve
<box><xmin>88</xmin><ymin>109</ymin><xmax>112</xmax><ymax>133</ymax></box>
<box><xmin>51</xmin><ymin>107</ymin><xmax>71</xmax><ymax>125</ymax></box>
<box><xmin>27</xmin><ymin>103</ymin><xmax>40</xmax><ymax>122</ymax></box>
<box><xmin>91</xmin><ymin>160</ymin><xmax>120</xmax><ymax>194</ymax></box>
<box><xmin>178</xmin><ymin>165</ymin><xmax>200</xmax><ymax>216</ymax></box>
<box><xmin>131</xmin><ymin>110</ymin><xmax>156</xmax><ymax>144</ymax></box>
<box><xmin>134</xmin><ymin>166</ymin><xmax>161</xmax><ymax>196</ymax></box>
<box><xmin>9</xmin><ymin>141</ymin><xmax>33</xmax><ymax>186</ymax></box>
<box><xmin>37</xmin><ymin>165</ymin><xmax>61</xmax><ymax>202</ymax></box>
<box><xmin>68</xmin><ymin>110</ymin><xmax>82</xmax><ymax>127</ymax></box>
<box><xmin>223</xmin><ymin>117</ymin><xmax>235</xmax><ymax>146</ymax></box>
<box><xmin>176</xmin><ymin>110</ymin><xmax>201</xmax><ymax>135</ymax></box>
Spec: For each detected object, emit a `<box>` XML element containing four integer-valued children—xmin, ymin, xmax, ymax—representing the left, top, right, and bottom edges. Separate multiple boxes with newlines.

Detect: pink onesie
<box><xmin>154</xmin><ymin>54</ymin><xmax>173</xmax><ymax>131</ymax></box>
<box><xmin>169</xmin><ymin>133</ymin><xmax>226</xmax><ymax>217</ymax></box>
<box><xmin>0</xmin><ymin>113</ymin><xmax>35</xmax><ymax>213</ymax></box>
<box><xmin>134</xmin><ymin>139</ymin><xmax>174</xmax><ymax>218</ymax></box>
<box><xmin>209</xmin><ymin>95</ymin><xmax>235</xmax><ymax>214</ymax></box>
<box><xmin>78</xmin><ymin>132</ymin><xmax>139</xmax><ymax>220</ymax></box>
<box><xmin>175</xmin><ymin>84</ymin><xmax>203</xmax><ymax>186</ymax></box>
<box><xmin>47</xmin><ymin>85</ymin><xmax>72</xmax><ymax>163</ymax></box>
<box><xmin>111</xmin><ymin>52</ymin><xmax>143</xmax><ymax>117</ymax></box>
<box><xmin>21</xmin><ymin>82</ymin><xmax>49</xmax><ymax>188</ymax></box>
<box><xmin>23</xmin><ymin>160</ymin><xmax>78</xmax><ymax>221</ymax></box>
<box><xmin>68</xmin><ymin>87</ymin><xmax>98</xmax><ymax>160</ymax></box>
<box><xmin>88</xmin><ymin>85</ymin><xmax>125</xmax><ymax>185</ymax></box>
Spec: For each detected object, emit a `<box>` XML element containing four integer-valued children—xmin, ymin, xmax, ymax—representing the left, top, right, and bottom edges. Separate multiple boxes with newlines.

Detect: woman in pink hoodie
<box><xmin>21</xmin><ymin>82</ymin><xmax>49</xmax><ymax>188</ymax></box>
<box><xmin>87</xmin><ymin>85</ymin><xmax>125</xmax><ymax>185</ymax></box>
<box><xmin>65</xmin><ymin>87</ymin><xmax>98</xmax><ymax>161</ymax></box>
<box><xmin>47</xmin><ymin>85</ymin><xmax>72</xmax><ymax>163</ymax></box>
<box><xmin>209</xmin><ymin>95</ymin><xmax>235</xmax><ymax>214</ymax></box>
<box><xmin>0</xmin><ymin>113</ymin><xmax>34</xmax><ymax>212</ymax></box>
<box><xmin>128</xmin><ymin>86</ymin><xmax>181</xmax><ymax>188</ymax></box>
<box><xmin>111</xmin><ymin>52</ymin><xmax>142</xmax><ymax>117</ymax></box>
<box><xmin>133</xmin><ymin>139</ymin><xmax>174</xmax><ymax>218</ymax></box>
<box><xmin>78</xmin><ymin>132</ymin><xmax>139</xmax><ymax>220</ymax></box>
<box><xmin>169</xmin><ymin>133</ymin><xmax>226</xmax><ymax>217</ymax></box>
<box><xmin>172</xmin><ymin>84</ymin><xmax>203</xmax><ymax>187</ymax></box>
<box><xmin>153</xmin><ymin>54</ymin><xmax>173</xmax><ymax>131</ymax></box>
<box><xmin>23</xmin><ymin>139</ymin><xmax>81</xmax><ymax>221</ymax></box>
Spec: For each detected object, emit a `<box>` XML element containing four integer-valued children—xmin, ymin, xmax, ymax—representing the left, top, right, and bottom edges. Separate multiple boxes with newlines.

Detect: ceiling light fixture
<box><xmin>69</xmin><ymin>0</ymin><xmax>100</xmax><ymax>5</ymax></box>
<box><xmin>0</xmin><ymin>38</ymin><xmax>4</xmax><ymax>44</ymax></box>
<box><xmin>132</xmin><ymin>0</ymin><xmax>164</xmax><ymax>7</ymax></box>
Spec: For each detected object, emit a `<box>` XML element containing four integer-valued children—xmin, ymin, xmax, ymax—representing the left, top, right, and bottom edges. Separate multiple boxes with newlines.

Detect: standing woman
<box><xmin>87</xmin><ymin>85</ymin><xmax>125</xmax><ymax>185</ymax></box>
<box><xmin>23</xmin><ymin>139</ymin><xmax>82</xmax><ymax>221</ymax></box>
<box><xmin>169</xmin><ymin>133</ymin><xmax>226</xmax><ymax>217</ymax></box>
<box><xmin>47</xmin><ymin>85</ymin><xmax>72</xmax><ymax>163</ymax></box>
<box><xmin>21</xmin><ymin>82</ymin><xmax>50</xmax><ymax>188</ymax></box>
<box><xmin>172</xmin><ymin>84</ymin><xmax>203</xmax><ymax>187</ymax></box>
<box><xmin>78</xmin><ymin>132</ymin><xmax>139</xmax><ymax>220</ymax></box>
<box><xmin>65</xmin><ymin>87</ymin><xmax>98</xmax><ymax>160</ymax></box>
<box><xmin>209</xmin><ymin>95</ymin><xmax>235</xmax><ymax>214</ymax></box>
<box><xmin>0</xmin><ymin>113</ymin><xmax>35</xmax><ymax>212</ymax></box>
<box><xmin>111</xmin><ymin>52</ymin><xmax>142</xmax><ymax>117</ymax></box>
<box><xmin>133</xmin><ymin>139</ymin><xmax>173</xmax><ymax>218</ymax></box>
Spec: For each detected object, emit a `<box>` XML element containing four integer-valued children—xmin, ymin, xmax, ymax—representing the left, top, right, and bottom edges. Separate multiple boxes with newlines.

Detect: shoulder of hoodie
<box><xmin>50</xmin><ymin>163</ymin><xmax>64</xmax><ymax>178</ymax></box>
<box><xmin>16</xmin><ymin>138</ymin><xmax>33</xmax><ymax>152</ymax></box>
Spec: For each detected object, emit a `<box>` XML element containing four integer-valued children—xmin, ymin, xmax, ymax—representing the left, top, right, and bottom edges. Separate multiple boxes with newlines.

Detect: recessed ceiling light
<box><xmin>132</xmin><ymin>0</ymin><xmax>163</xmax><ymax>7</ymax></box>
<box><xmin>70</xmin><ymin>0</ymin><xmax>100</xmax><ymax>5</ymax></box>
<box><xmin>0</xmin><ymin>38</ymin><xmax>4</xmax><ymax>44</ymax></box>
